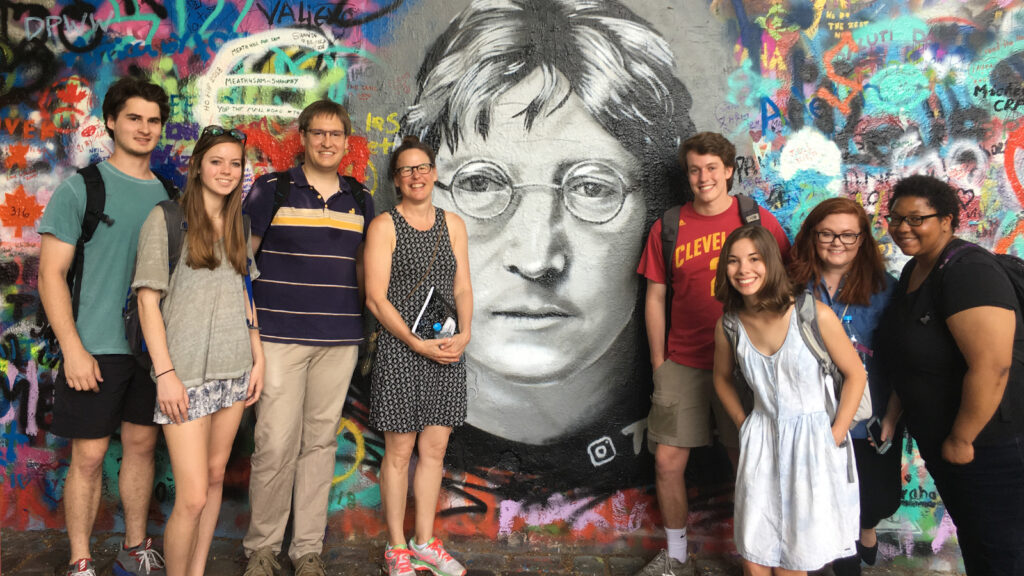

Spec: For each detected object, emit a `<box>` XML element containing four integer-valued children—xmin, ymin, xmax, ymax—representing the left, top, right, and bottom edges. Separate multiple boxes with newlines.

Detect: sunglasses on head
<box><xmin>201</xmin><ymin>125</ymin><xmax>246</xmax><ymax>143</ymax></box>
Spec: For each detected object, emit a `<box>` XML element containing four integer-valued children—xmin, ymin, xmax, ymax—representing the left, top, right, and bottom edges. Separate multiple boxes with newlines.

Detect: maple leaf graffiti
<box><xmin>1</xmin><ymin>185</ymin><xmax>45</xmax><ymax>238</ymax></box>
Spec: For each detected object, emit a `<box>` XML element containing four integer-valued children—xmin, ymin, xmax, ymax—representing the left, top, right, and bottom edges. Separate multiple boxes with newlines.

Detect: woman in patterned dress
<box><xmin>134</xmin><ymin>125</ymin><xmax>264</xmax><ymax>576</ymax></box>
<box><xmin>364</xmin><ymin>136</ymin><xmax>473</xmax><ymax>576</ymax></box>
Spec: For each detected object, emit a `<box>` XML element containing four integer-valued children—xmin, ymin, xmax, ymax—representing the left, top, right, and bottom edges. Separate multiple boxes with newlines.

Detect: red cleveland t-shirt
<box><xmin>637</xmin><ymin>197</ymin><xmax>791</xmax><ymax>369</ymax></box>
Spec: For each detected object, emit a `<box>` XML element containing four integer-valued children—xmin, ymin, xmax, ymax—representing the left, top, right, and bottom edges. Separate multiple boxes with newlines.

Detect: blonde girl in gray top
<box><xmin>133</xmin><ymin>126</ymin><xmax>264</xmax><ymax>576</ymax></box>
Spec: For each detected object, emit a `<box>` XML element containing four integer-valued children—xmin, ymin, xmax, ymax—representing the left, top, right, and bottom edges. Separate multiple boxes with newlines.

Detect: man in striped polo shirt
<box><xmin>242</xmin><ymin>100</ymin><xmax>375</xmax><ymax>576</ymax></box>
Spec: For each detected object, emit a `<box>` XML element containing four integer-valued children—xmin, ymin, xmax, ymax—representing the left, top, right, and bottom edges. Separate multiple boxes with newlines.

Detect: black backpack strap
<box><xmin>342</xmin><ymin>175</ymin><xmax>368</xmax><ymax>217</ymax></box>
<box><xmin>660</xmin><ymin>206</ymin><xmax>681</xmax><ymax>336</ymax></box>
<box><xmin>69</xmin><ymin>164</ymin><xmax>113</xmax><ymax>319</ymax></box>
<box><xmin>736</xmin><ymin>194</ymin><xmax>761</xmax><ymax>225</ymax></box>
<box><xmin>253</xmin><ymin>171</ymin><xmax>292</xmax><ymax>263</ymax></box>
<box><xmin>271</xmin><ymin>170</ymin><xmax>291</xmax><ymax>222</ymax></box>
<box><xmin>157</xmin><ymin>200</ymin><xmax>187</xmax><ymax>277</ymax></box>
<box><xmin>154</xmin><ymin>173</ymin><xmax>180</xmax><ymax>200</ymax></box>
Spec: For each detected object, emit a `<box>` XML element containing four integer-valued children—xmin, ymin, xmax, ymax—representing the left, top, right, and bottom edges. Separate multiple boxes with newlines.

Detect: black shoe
<box><xmin>832</xmin><ymin>554</ymin><xmax>861</xmax><ymax>576</ymax></box>
<box><xmin>856</xmin><ymin>540</ymin><xmax>878</xmax><ymax>566</ymax></box>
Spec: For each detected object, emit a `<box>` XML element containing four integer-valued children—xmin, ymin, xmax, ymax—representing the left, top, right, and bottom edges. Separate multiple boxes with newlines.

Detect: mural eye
<box><xmin>450</xmin><ymin>161</ymin><xmax>512</xmax><ymax>219</ymax></box>
<box><xmin>563</xmin><ymin>162</ymin><xmax>627</xmax><ymax>223</ymax></box>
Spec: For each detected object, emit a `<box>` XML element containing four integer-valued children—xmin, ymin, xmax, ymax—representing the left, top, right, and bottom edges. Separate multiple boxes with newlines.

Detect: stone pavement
<box><xmin>1</xmin><ymin>529</ymin><xmax>961</xmax><ymax>576</ymax></box>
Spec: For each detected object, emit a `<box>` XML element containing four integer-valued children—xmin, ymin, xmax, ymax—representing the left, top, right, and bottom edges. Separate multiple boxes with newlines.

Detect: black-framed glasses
<box><xmin>885</xmin><ymin>213</ymin><xmax>941</xmax><ymax>227</ymax></box>
<box><xmin>815</xmin><ymin>230</ymin><xmax>861</xmax><ymax>245</ymax></box>
<box><xmin>395</xmin><ymin>163</ymin><xmax>434</xmax><ymax>177</ymax></box>
<box><xmin>201</xmin><ymin>125</ymin><xmax>246</xmax><ymax>143</ymax></box>
<box><xmin>436</xmin><ymin>160</ymin><xmax>629</xmax><ymax>224</ymax></box>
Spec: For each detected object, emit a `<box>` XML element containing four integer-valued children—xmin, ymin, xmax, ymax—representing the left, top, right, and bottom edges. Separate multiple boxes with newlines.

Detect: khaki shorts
<box><xmin>646</xmin><ymin>360</ymin><xmax>740</xmax><ymax>450</ymax></box>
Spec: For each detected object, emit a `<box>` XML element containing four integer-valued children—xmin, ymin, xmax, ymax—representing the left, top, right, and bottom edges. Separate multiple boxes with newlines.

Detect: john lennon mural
<box><xmin>7</xmin><ymin>0</ymin><xmax>1024</xmax><ymax>570</ymax></box>
<box><xmin>403</xmin><ymin>0</ymin><xmax>694</xmax><ymax>497</ymax></box>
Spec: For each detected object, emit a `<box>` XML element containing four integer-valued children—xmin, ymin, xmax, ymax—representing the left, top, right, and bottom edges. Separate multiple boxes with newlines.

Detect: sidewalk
<box><xmin>1</xmin><ymin>529</ymin><xmax>961</xmax><ymax>575</ymax></box>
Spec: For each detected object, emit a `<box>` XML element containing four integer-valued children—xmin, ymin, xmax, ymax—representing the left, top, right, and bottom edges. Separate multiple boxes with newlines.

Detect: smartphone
<box><xmin>866</xmin><ymin>416</ymin><xmax>892</xmax><ymax>454</ymax></box>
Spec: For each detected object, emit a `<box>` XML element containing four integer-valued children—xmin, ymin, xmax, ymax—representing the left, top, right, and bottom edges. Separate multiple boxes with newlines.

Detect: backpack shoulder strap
<box><xmin>271</xmin><ymin>170</ymin><xmax>292</xmax><ymax>223</ymax></box>
<box><xmin>720</xmin><ymin>312</ymin><xmax>751</xmax><ymax>390</ymax></box>
<box><xmin>736</xmin><ymin>194</ymin><xmax>761</xmax><ymax>225</ymax></box>
<box><xmin>69</xmin><ymin>164</ymin><xmax>110</xmax><ymax>319</ymax></box>
<box><xmin>77</xmin><ymin>164</ymin><xmax>108</xmax><ymax>244</ymax></box>
<box><xmin>157</xmin><ymin>200</ymin><xmax>187</xmax><ymax>277</ymax></box>
<box><xmin>660</xmin><ymin>206</ymin><xmax>681</xmax><ymax>336</ymax></box>
<box><xmin>342</xmin><ymin>175</ymin><xmax>368</xmax><ymax>217</ymax></box>
<box><xmin>154</xmin><ymin>173</ymin><xmax>180</xmax><ymax>200</ymax></box>
<box><xmin>794</xmin><ymin>290</ymin><xmax>842</xmax><ymax>417</ymax></box>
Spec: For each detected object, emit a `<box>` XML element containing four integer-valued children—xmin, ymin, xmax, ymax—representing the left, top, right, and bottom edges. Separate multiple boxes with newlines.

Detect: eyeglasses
<box><xmin>815</xmin><ymin>230</ymin><xmax>861</xmax><ymax>245</ymax></box>
<box><xmin>885</xmin><ymin>213</ymin><xmax>941</xmax><ymax>227</ymax></box>
<box><xmin>395</xmin><ymin>163</ymin><xmax>434</xmax><ymax>177</ymax></box>
<box><xmin>304</xmin><ymin>129</ymin><xmax>346</xmax><ymax>141</ymax></box>
<box><xmin>436</xmin><ymin>160</ymin><xmax>629</xmax><ymax>224</ymax></box>
<box><xmin>201</xmin><ymin>125</ymin><xmax>246</xmax><ymax>143</ymax></box>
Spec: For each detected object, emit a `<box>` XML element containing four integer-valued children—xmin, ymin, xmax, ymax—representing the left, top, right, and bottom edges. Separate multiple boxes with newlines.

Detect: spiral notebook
<box><xmin>410</xmin><ymin>286</ymin><xmax>458</xmax><ymax>340</ymax></box>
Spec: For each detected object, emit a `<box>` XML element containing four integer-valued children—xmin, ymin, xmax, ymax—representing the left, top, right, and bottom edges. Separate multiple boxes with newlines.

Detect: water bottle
<box><xmin>433</xmin><ymin>317</ymin><xmax>456</xmax><ymax>338</ymax></box>
<box><xmin>842</xmin><ymin>314</ymin><xmax>870</xmax><ymax>365</ymax></box>
<box><xmin>433</xmin><ymin>317</ymin><xmax>462</xmax><ymax>364</ymax></box>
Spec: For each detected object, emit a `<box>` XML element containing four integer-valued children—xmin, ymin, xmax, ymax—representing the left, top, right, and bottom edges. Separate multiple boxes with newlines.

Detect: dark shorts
<box><xmin>51</xmin><ymin>355</ymin><xmax>157</xmax><ymax>439</ymax></box>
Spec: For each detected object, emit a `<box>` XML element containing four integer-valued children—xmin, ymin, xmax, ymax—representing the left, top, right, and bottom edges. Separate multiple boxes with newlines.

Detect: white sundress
<box><xmin>730</xmin><ymin>308</ymin><xmax>859</xmax><ymax>571</ymax></box>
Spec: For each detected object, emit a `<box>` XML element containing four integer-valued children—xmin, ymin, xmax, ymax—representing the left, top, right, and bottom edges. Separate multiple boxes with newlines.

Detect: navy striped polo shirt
<box><xmin>244</xmin><ymin>166</ymin><xmax>375</xmax><ymax>346</ymax></box>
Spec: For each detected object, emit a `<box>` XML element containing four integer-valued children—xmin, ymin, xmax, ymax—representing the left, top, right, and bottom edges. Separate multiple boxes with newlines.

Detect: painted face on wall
<box><xmin>434</xmin><ymin>68</ymin><xmax>645</xmax><ymax>392</ymax></box>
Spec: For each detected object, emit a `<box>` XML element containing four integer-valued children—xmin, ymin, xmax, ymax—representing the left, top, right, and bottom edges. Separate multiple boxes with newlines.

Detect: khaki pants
<box><xmin>243</xmin><ymin>342</ymin><xmax>358</xmax><ymax>561</ymax></box>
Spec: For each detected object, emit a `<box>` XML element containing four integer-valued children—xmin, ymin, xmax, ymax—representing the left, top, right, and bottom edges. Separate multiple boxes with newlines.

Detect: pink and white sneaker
<box><xmin>384</xmin><ymin>546</ymin><xmax>418</xmax><ymax>576</ymax></box>
<box><xmin>409</xmin><ymin>538</ymin><xmax>466</xmax><ymax>576</ymax></box>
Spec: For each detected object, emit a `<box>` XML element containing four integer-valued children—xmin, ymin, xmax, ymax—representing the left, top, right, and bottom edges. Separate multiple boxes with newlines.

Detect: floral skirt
<box><xmin>154</xmin><ymin>373</ymin><xmax>249</xmax><ymax>425</ymax></box>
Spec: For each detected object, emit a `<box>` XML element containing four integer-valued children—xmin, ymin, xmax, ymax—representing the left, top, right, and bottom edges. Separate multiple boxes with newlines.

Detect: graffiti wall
<box><xmin>4</xmin><ymin>0</ymin><xmax>1021</xmax><ymax>568</ymax></box>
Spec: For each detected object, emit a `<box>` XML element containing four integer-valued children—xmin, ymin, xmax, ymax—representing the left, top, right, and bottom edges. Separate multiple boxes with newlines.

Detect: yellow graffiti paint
<box><xmin>331</xmin><ymin>417</ymin><xmax>364</xmax><ymax>485</ymax></box>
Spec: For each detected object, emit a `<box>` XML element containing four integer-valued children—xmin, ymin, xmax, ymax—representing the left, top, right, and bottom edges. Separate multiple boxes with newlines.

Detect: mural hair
<box><xmin>298</xmin><ymin>99</ymin><xmax>352</xmax><ymax>136</ymax></box>
<box><xmin>404</xmin><ymin>0</ymin><xmax>695</xmax><ymax>228</ymax></box>
<box><xmin>715</xmin><ymin>224</ymin><xmax>795</xmax><ymax>314</ymax></box>
<box><xmin>888</xmin><ymin>174</ymin><xmax>961</xmax><ymax>230</ymax></box>
<box><xmin>679</xmin><ymin>132</ymin><xmax>737</xmax><ymax>192</ymax></box>
<box><xmin>789</xmin><ymin>197</ymin><xmax>888</xmax><ymax>307</ymax></box>
<box><xmin>180</xmin><ymin>132</ymin><xmax>248</xmax><ymax>275</ymax></box>
<box><xmin>102</xmin><ymin>76</ymin><xmax>170</xmax><ymax>139</ymax></box>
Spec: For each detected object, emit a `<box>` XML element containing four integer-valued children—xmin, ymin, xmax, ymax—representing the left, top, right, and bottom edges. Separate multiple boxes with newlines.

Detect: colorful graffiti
<box><xmin>9</xmin><ymin>0</ymin><xmax>1024</xmax><ymax>569</ymax></box>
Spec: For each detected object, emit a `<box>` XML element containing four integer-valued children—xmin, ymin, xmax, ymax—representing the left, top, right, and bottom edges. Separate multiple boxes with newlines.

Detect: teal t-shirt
<box><xmin>38</xmin><ymin>161</ymin><xmax>171</xmax><ymax>355</ymax></box>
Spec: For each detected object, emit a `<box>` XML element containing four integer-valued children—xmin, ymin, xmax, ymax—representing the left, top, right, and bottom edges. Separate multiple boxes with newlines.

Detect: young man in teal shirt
<box><xmin>38</xmin><ymin>77</ymin><xmax>171</xmax><ymax>576</ymax></box>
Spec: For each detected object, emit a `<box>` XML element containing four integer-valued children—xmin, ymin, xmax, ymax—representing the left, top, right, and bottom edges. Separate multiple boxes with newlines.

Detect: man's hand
<box><xmin>63</xmin><ymin>346</ymin><xmax>103</xmax><ymax>392</ymax></box>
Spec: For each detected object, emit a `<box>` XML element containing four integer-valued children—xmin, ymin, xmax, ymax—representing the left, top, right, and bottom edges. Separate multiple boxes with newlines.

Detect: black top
<box><xmin>876</xmin><ymin>242</ymin><xmax>1024</xmax><ymax>455</ymax></box>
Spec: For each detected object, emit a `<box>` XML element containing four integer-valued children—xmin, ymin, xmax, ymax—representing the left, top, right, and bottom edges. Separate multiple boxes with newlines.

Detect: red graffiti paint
<box><xmin>6</xmin><ymin>143</ymin><xmax>30</xmax><ymax>170</ymax></box>
<box><xmin>816</xmin><ymin>31</ymin><xmax>862</xmax><ymax>115</ymax></box>
<box><xmin>0</xmin><ymin>185</ymin><xmax>45</xmax><ymax>238</ymax></box>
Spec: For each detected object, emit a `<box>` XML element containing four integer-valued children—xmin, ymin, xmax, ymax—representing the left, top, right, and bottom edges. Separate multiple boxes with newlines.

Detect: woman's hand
<box><xmin>438</xmin><ymin>332</ymin><xmax>469</xmax><ymax>360</ymax></box>
<box><xmin>942</xmin><ymin>434</ymin><xmax>975</xmax><ymax>464</ymax></box>
<box><xmin>157</xmin><ymin>372</ymin><xmax>189</xmax><ymax>425</ymax></box>
<box><xmin>831</xmin><ymin>423</ymin><xmax>847</xmax><ymax>447</ymax></box>
<box><xmin>414</xmin><ymin>335</ymin><xmax>463</xmax><ymax>365</ymax></box>
<box><xmin>246</xmin><ymin>355</ymin><xmax>264</xmax><ymax>406</ymax></box>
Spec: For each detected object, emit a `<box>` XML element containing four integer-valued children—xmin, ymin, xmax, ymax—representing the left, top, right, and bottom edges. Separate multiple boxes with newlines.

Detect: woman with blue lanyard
<box><xmin>788</xmin><ymin>197</ymin><xmax>899</xmax><ymax>575</ymax></box>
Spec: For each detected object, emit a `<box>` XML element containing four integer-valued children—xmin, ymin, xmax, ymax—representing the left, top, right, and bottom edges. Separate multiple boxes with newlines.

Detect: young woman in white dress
<box><xmin>712</xmin><ymin>224</ymin><xmax>865</xmax><ymax>575</ymax></box>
